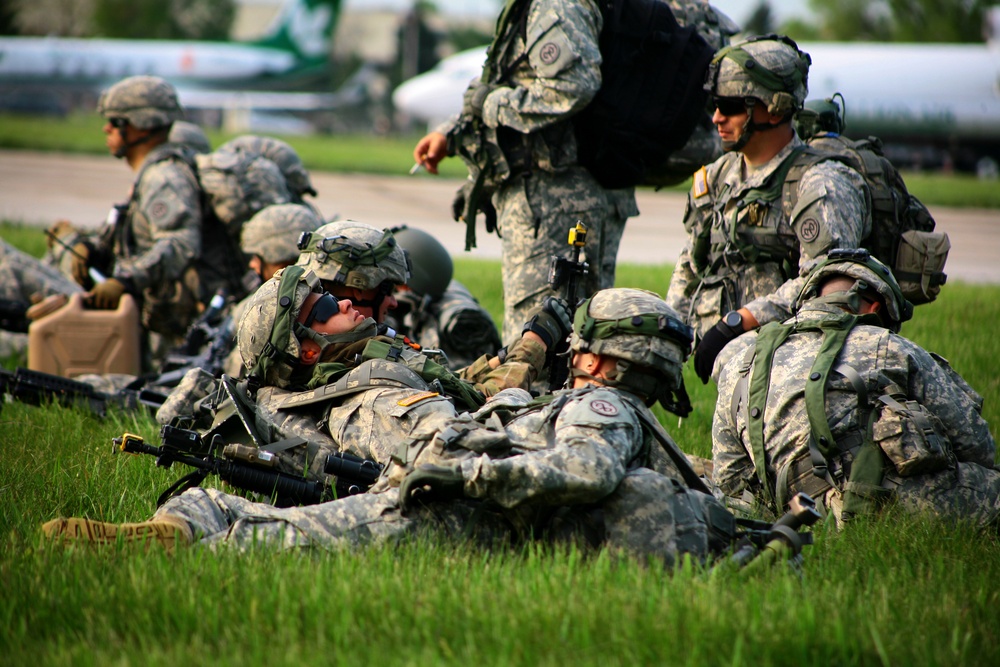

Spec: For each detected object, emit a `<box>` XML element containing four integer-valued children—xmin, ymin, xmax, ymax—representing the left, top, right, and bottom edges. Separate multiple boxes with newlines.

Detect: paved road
<box><xmin>2</xmin><ymin>149</ymin><xmax>998</xmax><ymax>283</ymax></box>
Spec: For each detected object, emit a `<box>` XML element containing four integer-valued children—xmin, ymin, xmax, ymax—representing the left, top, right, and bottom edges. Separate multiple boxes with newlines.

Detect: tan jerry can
<box><xmin>28</xmin><ymin>293</ymin><xmax>141</xmax><ymax>377</ymax></box>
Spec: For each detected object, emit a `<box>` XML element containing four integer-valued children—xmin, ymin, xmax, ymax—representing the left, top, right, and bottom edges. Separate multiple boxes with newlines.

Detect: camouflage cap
<box><xmin>295</xmin><ymin>220</ymin><xmax>410</xmax><ymax>291</ymax></box>
<box><xmin>241</xmin><ymin>203</ymin><xmax>323</xmax><ymax>265</ymax></box>
<box><xmin>709</xmin><ymin>35</ymin><xmax>811</xmax><ymax>115</ymax></box>
<box><xmin>795</xmin><ymin>249</ymin><xmax>914</xmax><ymax>331</ymax></box>
<box><xmin>97</xmin><ymin>75</ymin><xmax>183</xmax><ymax>130</ymax></box>
<box><xmin>222</xmin><ymin>135</ymin><xmax>316</xmax><ymax>198</ymax></box>
<box><xmin>570</xmin><ymin>288</ymin><xmax>692</xmax><ymax>391</ymax></box>
<box><xmin>237</xmin><ymin>266</ymin><xmax>322</xmax><ymax>387</ymax></box>
<box><xmin>168</xmin><ymin>120</ymin><xmax>211</xmax><ymax>154</ymax></box>
<box><xmin>390</xmin><ymin>225</ymin><xmax>453</xmax><ymax>299</ymax></box>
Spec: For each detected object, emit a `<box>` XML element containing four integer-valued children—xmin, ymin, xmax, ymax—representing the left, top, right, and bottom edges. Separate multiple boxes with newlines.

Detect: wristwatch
<box><xmin>723</xmin><ymin>310</ymin><xmax>743</xmax><ymax>331</ymax></box>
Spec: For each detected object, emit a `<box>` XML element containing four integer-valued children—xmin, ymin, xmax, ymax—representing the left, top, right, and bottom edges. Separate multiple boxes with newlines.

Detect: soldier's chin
<box><xmin>721</xmin><ymin>139</ymin><xmax>740</xmax><ymax>152</ymax></box>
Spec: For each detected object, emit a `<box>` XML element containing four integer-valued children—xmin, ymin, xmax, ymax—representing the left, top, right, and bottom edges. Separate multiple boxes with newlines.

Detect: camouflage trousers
<box><xmin>153</xmin><ymin>468</ymin><xmax>729</xmax><ymax>566</ymax></box>
<box><xmin>494</xmin><ymin>169</ymin><xmax>635</xmax><ymax>341</ymax></box>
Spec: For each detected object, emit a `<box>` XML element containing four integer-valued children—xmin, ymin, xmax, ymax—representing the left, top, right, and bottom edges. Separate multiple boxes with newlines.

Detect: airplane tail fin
<box><xmin>251</xmin><ymin>0</ymin><xmax>341</xmax><ymax>64</ymax></box>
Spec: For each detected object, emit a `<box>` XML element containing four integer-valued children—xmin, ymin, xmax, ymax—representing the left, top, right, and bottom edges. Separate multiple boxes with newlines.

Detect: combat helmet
<box><xmin>295</xmin><ymin>221</ymin><xmax>410</xmax><ymax>319</ymax></box>
<box><xmin>569</xmin><ymin>288</ymin><xmax>694</xmax><ymax>415</ymax></box>
<box><xmin>242</xmin><ymin>204</ymin><xmax>323</xmax><ymax>265</ymax></box>
<box><xmin>389</xmin><ymin>225</ymin><xmax>453</xmax><ymax>300</ymax></box>
<box><xmin>168</xmin><ymin>120</ymin><xmax>211</xmax><ymax>154</ymax></box>
<box><xmin>794</xmin><ymin>93</ymin><xmax>846</xmax><ymax>139</ymax></box>
<box><xmin>794</xmin><ymin>248</ymin><xmax>914</xmax><ymax>332</ymax></box>
<box><xmin>707</xmin><ymin>34</ymin><xmax>811</xmax><ymax>118</ymax></box>
<box><xmin>97</xmin><ymin>75</ymin><xmax>183</xmax><ymax>130</ymax></box>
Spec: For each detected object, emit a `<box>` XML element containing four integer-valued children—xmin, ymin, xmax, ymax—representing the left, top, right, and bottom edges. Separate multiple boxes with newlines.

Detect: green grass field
<box><xmin>3</xmin><ymin>220</ymin><xmax>1000</xmax><ymax>663</ymax></box>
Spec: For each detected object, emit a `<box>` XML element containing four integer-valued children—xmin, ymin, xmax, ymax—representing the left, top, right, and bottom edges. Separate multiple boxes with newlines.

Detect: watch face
<box><xmin>725</xmin><ymin>311</ymin><xmax>742</xmax><ymax>328</ymax></box>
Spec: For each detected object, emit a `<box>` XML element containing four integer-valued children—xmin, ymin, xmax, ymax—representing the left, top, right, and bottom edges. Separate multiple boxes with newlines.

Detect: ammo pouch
<box><xmin>872</xmin><ymin>390</ymin><xmax>953</xmax><ymax>477</ymax></box>
<box><xmin>894</xmin><ymin>230</ymin><xmax>950</xmax><ymax>304</ymax></box>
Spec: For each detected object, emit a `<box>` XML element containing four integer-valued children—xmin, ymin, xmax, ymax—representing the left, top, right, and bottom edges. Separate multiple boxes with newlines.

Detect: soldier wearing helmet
<box><xmin>713</xmin><ymin>249</ymin><xmax>1000</xmax><ymax>529</ymax></box>
<box><xmin>666</xmin><ymin>35</ymin><xmax>872</xmax><ymax>385</ymax></box>
<box><xmin>46</xmin><ymin>287</ymin><xmax>736</xmax><ymax>569</ymax></box>
<box><xmin>168</xmin><ymin>120</ymin><xmax>211</xmax><ymax>154</ymax></box>
<box><xmin>294</xmin><ymin>221</ymin><xmax>410</xmax><ymax>325</ymax></box>
<box><xmin>387</xmin><ymin>226</ymin><xmax>502</xmax><ymax>369</ymax></box>
<box><xmin>46</xmin><ymin>75</ymin><xmax>210</xmax><ymax>360</ymax></box>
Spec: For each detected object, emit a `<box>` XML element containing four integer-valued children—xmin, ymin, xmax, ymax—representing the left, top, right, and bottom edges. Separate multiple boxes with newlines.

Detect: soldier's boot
<box><xmin>41</xmin><ymin>515</ymin><xmax>193</xmax><ymax>553</ymax></box>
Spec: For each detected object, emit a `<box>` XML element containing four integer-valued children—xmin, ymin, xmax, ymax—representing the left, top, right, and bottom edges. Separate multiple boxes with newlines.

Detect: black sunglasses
<box><xmin>108</xmin><ymin>117</ymin><xmax>129</xmax><ymax>129</ymax></box>
<box><xmin>303</xmin><ymin>292</ymin><xmax>340</xmax><ymax>327</ymax></box>
<box><xmin>713</xmin><ymin>97</ymin><xmax>751</xmax><ymax>117</ymax></box>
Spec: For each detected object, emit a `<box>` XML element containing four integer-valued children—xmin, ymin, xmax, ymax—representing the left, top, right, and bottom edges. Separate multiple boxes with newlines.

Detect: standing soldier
<box><xmin>666</xmin><ymin>36</ymin><xmax>871</xmax><ymax>383</ymax></box>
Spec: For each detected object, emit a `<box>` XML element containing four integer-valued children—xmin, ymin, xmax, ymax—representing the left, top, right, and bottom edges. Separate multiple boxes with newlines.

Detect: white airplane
<box><xmin>0</xmin><ymin>0</ymin><xmax>341</xmax><ymax>91</ymax></box>
<box><xmin>392</xmin><ymin>40</ymin><xmax>1000</xmax><ymax>170</ymax></box>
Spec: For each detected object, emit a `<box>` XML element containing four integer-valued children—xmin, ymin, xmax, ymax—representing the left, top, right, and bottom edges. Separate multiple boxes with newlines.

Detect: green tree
<box><xmin>93</xmin><ymin>0</ymin><xmax>234</xmax><ymax>40</ymax></box>
<box><xmin>807</xmin><ymin>0</ymin><xmax>992</xmax><ymax>42</ymax></box>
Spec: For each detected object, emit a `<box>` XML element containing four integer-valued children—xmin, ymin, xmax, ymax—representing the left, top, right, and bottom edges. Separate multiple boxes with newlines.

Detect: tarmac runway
<box><xmin>2</xmin><ymin>149</ymin><xmax>998</xmax><ymax>284</ymax></box>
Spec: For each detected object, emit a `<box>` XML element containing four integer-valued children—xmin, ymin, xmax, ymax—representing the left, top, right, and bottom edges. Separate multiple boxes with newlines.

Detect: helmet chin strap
<box><xmin>113</xmin><ymin>126</ymin><xmax>162</xmax><ymax>159</ymax></box>
<box><xmin>723</xmin><ymin>102</ymin><xmax>785</xmax><ymax>152</ymax></box>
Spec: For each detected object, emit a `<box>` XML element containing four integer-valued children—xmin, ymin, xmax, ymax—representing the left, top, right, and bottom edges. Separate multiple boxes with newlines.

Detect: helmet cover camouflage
<box><xmin>569</xmin><ymin>288</ymin><xmax>692</xmax><ymax>391</ymax></box>
<box><xmin>241</xmin><ymin>204</ymin><xmax>323</xmax><ymax>265</ymax></box>
<box><xmin>295</xmin><ymin>220</ymin><xmax>410</xmax><ymax>291</ymax></box>
<box><xmin>794</xmin><ymin>248</ymin><xmax>914</xmax><ymax>331</ymax></box>
<box><xmin>97</xmin><ymin>75</ymin><xmax>183</xmax><ymax>130</ymax></box>
<box><xmin>390</xmin><ymin>226</ymin><xmax>453</xmax><ymax>299</ymax></box>
<box><xmin>196</xmin><ymin>147</ymin><xmax>292</xmax><ymax>228</ymax></box>
<box><xmin>168</xmin><ymin>120</ymin><xmax>211</xmax><ymax>154</ymax></box>
<box><xmin>237</xmin><ymin>266</ymin><xmax>322</xmax><ymax>387</ymax></box>
<box><xmin>709</xmin><ymin>35</ymin><xmax>811</xmax><ymax>116</ymax></box>
<box><xmin>221</xmin><ymin>135</ymin><xmax>316</xmax><ymax>199</ymax></box>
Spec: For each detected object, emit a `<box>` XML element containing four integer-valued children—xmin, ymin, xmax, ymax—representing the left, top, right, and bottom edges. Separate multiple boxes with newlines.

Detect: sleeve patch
<box><xmin>693</xmin><ymin>167</ymin><xmax>709</xmax><ymax>198</ymax></box>
<box><xmin>589</xmin><ymin>399</ymin><xmax>619</xmax><ymax>416</ymax></box>
<box><xmin>528</xmin><ymin>24</ymin><xmax>577</xmax><ymax>78</ymax></box>
<box><xmin>798</xmin><ymin>218</ymin><xmax>820</xmax><ymax>243</ymax></box>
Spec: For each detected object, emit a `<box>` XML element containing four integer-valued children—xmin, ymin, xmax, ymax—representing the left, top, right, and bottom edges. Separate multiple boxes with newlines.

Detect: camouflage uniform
<box><xmin>667</xmin><ymin>136</ymin><xmax>870</xmax><ymax>338</ymax></box>
<box><xmin>0</xmin><ymin>240</ymin><xmax>82</xmax><ymax>358</ymax></box>
<box><xmin>150</xmin><ymin>383</ymin><xmax>729</xmax><ymax>566</ymax></box>
<box><xmin>440</xmin><ymin>0</ymin><xmax>638</xmax><ymax>341</ymax></box>
<box><xmin>666</xmin><ymin>36</ymin><xmax>872</xmax><ymax>340</ymax></box>
<box><xmin>713</xmin><ymin>256</ymin><xmax>999</xmax><ymax>528</ymax></box>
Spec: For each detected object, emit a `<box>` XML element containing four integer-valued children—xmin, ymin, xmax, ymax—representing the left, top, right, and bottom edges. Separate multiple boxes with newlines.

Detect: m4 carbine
<box><xmin>115</xmin><ymin>425</ymin><xmax>383</xmax><ymax>508</ymax></box>
<box><xmin>0</xmin><ymin>366</ymin><xmax>167</xmax><ymax>417</ymax></box>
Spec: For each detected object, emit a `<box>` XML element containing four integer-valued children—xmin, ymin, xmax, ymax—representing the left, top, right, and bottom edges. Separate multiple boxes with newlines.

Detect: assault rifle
<box><xmin>728</xmin><ymin>492</ymin><xmax>823</xmax><ymax>573</ymax></box>
<box><xmin>547</xmin><ymin>221</ymin><xmax>590</xmax><ymax>390</ymax></box>
<box><xmin>0</xmin><ymin>366</ymin><xmax>167</xmax><ymax>417</ymax></box>
<box><xmin>115</xmin><ymin>425</ymin><xmax>384</xmax><ymax>508</ymax></box>
<box><xmin>151</xmin><ymin>291</ymin><xmax>235</xmax><ymax>389</ymax></box>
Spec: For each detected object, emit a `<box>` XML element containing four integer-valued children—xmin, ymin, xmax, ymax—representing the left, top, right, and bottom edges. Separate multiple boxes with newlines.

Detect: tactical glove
<box><xmin>90</xmin><ymin>278</ymin><xmax>127</xmax><ymax>310</ymax></box>
<box><xmin>462</xmin><ymin>81</ymin><xmax>497</xmax><ymax>118</ymax></box>
<box><xmin>522</xmin><ymin>296</ymin><xmax>573</xmax><ymax>352</ymax></box>
<box><xmin>399</xmin><ymin>463</ymin><xmax>466</xmax><ymax>513</ymax></box>
<box><xmin>70</xmin><ymin>242</ymin><xmax>93</xmax><ymax>288</ymax></box>
<box><xmin>693</xmin><ymin>317</ymin><xmax>743</xmax><ymax>384</ymax></box>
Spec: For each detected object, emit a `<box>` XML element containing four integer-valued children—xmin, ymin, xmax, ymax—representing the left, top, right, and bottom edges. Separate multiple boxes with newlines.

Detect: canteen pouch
<box><xmin>894</xmin><ymin>230</ymin><xmax>950</xmax><ymax>304</ymax></box>
<box><xmin>872</xmin><ymin>392</ymin><xmax>952</xmax><ymax>477</ymax></box>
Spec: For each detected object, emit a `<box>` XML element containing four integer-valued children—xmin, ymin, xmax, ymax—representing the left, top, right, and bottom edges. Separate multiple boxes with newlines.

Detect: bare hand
<box><xmin>413</xmin><ymin>132</ymin><xmax>448</xmax><ymax>174</ymax></box>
